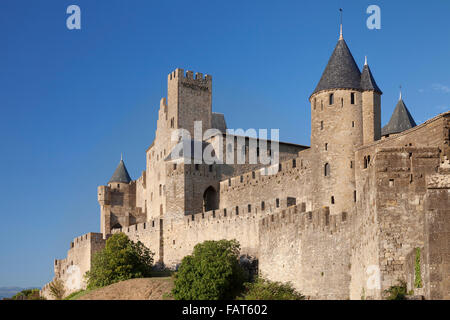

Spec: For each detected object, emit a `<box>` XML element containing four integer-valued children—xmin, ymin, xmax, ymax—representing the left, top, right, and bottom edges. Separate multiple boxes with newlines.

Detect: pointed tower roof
<box><xmin>382</xmin><ymin>97</ymin><xmax>417</xmax><ymax>136</ymax></box>
<box><xmin>360</xmin><ymin>58</ymin><xmax>382</xmax><ymax>94</ymax></box>
<box><xmin>312</xmin><ymin>38</ymin><xmax>362</xmax><ymax>96</ymax></box>
<box><xmin>109</xmin><ymin>157</ymin><xmax>132</xmax><ymax>184</ymax></box>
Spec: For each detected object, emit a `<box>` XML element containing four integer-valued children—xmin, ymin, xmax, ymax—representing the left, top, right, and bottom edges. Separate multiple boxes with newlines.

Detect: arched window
<box><xmin>324</xmin><ymin>163</ymin><xmax>330</xmax><ymax>176</ymax></box>
<box><xmin>329</xmin><ymin>93</ymin><xmax>334</xmax><ymax>105</ymax></box>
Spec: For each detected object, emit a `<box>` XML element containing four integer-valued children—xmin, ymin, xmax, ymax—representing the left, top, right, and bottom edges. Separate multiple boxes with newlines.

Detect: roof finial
<box><xmin>364</xmin><ymin>56</ymin><xmax>367</xmax><ymax>66</ymax></box>
<box><xmin>121</xmin><ymin>153</ymin><xmax>123</xmax><ymax>161</ymax></box>
<box><xmin>399</xmin><ymin>85</ymin><xmax>402</xmax><ymax>100</ymax></box>
<box><xmin>339</xmin><ymin>8</ymin><xmax>343</xmax><ymax>40</ymax></box>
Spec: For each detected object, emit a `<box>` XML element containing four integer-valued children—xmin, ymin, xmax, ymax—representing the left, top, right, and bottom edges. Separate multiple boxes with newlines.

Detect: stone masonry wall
<box><xmin>423</xmin><ymin>164</ymin><xmax>450</xmax><ymax>299</ymax></box>
<box><xmin>258</xmin><ymin>205</ymin><xmax>352</xmax><ymax>299</ymax></box>
<box><xmin>41</xmin><ymin>232</ymin><xmax>105</xmax><ymax>300</ymax></box>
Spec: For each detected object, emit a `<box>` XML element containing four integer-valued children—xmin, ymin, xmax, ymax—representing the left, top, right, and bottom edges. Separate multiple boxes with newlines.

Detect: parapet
<box><xmin>69</xmin><ymin>232</ymin><xmax>105</xmax><ymax>249</ymax></box>
<box><xmin>260</xmin><ymin>205</ymin><xmax>351</xmax><ymax>234</ymax></box>
<box><xmin>168</xmin><ymin>68</ymin><xmax>212</xmax><ymax>89</ymax></box>
<box><xmin>220</xmin><ymin>155</ymin><xmax>309</xmax><ymax>191</ymax></box>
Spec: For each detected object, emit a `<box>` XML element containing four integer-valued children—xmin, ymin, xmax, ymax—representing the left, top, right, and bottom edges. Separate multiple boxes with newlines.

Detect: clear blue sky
<box><xmin>0</xmin><ymin>0</ymin><xmax>449</xmax><ymax>287</ymax></box>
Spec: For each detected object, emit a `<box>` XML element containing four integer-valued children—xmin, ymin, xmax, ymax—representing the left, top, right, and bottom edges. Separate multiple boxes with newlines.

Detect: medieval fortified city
<box><xmin>38</xmin><ymin>20</ymin><xmax>450</xmax><ymax>301</ymax></box>
<box><xmin>2</xmin><ymin>2</ymin><xmax>449</xmax><ymax>305</ymax></box>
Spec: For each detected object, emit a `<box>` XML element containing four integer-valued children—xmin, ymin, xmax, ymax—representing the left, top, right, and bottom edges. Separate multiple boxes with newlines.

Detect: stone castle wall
<box><xmin>41</xmin><ymin>232</ymin><xmax>105</xmax><ymax>299</ymax></box>
<box><xmin>258</xmin><ymin>205</ymin><xmax>352</xmax><ymax>299</ymax></box>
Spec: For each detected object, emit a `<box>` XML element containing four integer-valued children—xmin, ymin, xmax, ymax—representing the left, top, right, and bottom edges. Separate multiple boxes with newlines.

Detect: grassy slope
<box><xmin>73</xmin><ymin>277</ymin><xmax>174</xmax><ymax>300</ymax></box>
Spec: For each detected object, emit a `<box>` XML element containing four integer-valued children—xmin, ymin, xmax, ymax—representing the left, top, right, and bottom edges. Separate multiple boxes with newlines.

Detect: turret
<box><xmin>381</xmin><ymin>91</ymin><xmax>417</xmax><ymax>137</ymax></box>
<box><xmin>309</xmin><ymin>29</ymin><xmax>363</xmax><ymax>215</ymax></box>
<box><xmin>361</xmin><ymin>56</ymin><xmax>382</xmax><ymax>144</ymax></box>
<box><xmin>98</xmin><ymin>156</ymin><xmax>137</xmax><ymax>237</ymax></box>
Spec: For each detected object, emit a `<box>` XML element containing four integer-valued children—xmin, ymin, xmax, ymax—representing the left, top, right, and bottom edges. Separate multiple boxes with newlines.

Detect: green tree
<box><xmin>85</xmin><ymin>233</ymin><xmax>154</xmax><ymax>289</ymax></box>
<box><xmin>173</xmin><ymin>239</ymin><xmax>246</xmax><ymax>300</ymax></box>
<box><xmin>239</xmin><ymin>278</ymin><xmax>305</xmax><ymax>300</ymax></box>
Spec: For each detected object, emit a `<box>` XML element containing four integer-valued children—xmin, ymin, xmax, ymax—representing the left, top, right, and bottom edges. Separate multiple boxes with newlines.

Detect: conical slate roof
<box><xmin>312</xmin><ymin>38</ymin><xmax>362</xmax><ymax>95</ymax></box>
<box><xmin>360</xmin><ymin>64</ymin><xmax>382</xmax><ymax>94</ymax></box>
<box><xmin>382</xmin><ymin>98</ymin><xmax>417</xmax><ymax>136</ymax></box>
<box><xmin>109</xmin><ymin>159</ymin><xmax>132</xmax><ymax>184</ymax></box>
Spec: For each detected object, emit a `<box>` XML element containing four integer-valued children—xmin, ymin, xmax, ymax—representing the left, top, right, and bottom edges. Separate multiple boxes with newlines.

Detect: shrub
<box><xmin>85</xmin><ymin>233</ymin><xmax>154</xmax><ymax>289</ymax></box>
<box><xmin>11</xmin><ymin>288</ymin><xmax>43</xmax><ymax>300</ymax></box>
<box><xmin>49</xmin><ymin>279</ymin><xmax>65</xmax><ymax>300</ymax></box>
<box><xmin>172</xmin><ymin>239</ymin><xmax>246</xmax><ymax>300</ymax></box>
<box><xmin>384</xmin><ymin>280</ymin><xmax>408</xmax><ymax>300</ymax></box>
<box><xmin>239</xmin><ymin>278</ymin><xmax>305</xmax><ymax>300</ymax></box>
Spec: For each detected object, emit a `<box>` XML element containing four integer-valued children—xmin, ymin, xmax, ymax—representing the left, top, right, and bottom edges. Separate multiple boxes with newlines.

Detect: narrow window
<box><xmin>261</xmin><ymin>201</ymin><xmax>265</xmax><ymax>210</ymax></box>
<box><xmin>173</xmin><ymin>164</ymin><xmax>177</xmax><ymax>170</ymax></box>
<box><xmin>276</xmin><ymin>198</ymin><xmax>280</xmax><ymax>208</ymax></box>
<box><xmin>292</xmin><ymin>159</ymin><xmax>296</xmax><ymax>168</ymax></box>
<box><xmin>248</xmin><ymin>204</ymin><xmax>251</xmax><ymax>212</ymax></box>
<box><xmin>350</xmin><ymin>161</ymin><xmax>353</xmax><ymax>168</ymax></box>
<box><xmin>351</xmin><ymin>92</ymin><xmax>355</xmax><ymax>104</ymax></box>
<box><xmin>320</xmin><ymin>121</ymin><xmax>324</xmax><ymax>130</ymax></box>
<box><xmin>331</xmin><ymin>196</ymin><xmax>335</xmax><ymax>204</ymax></box>
<box><xmin>159</xmin><ymin>184</ymin><xmax>162</xmax><ymax>196</ymax></box>
<box><xmin>240</xmin><ymin>175</ymin><xmax>243</xmax><ymax>183</ymax></box>
<box><xmin>329</xmin><ymin>93</ymin><xmax>334</xmax><ymax>105</ymax></box>
<box><xmin>228</xmin><ymin>178</ymin><xmax>231</xmax><ymax>187</ymax></box>
<box><xmin>236</xmin><ymin>206</ymin><xmax>239</xmax><ymax>215</ymax></box>
<box><xmin>389</xmin><ymin>179</ymin><xmax>394</xmax><ymax>187</ymax></box>
<box><xmin>352</xmin><ymin>121</ymin><xmax>355</xmax><ymax>127</ymax></box>
<box><xmin>252</xmin><ymin>171</ymin><xmax>256</xmax><ymax>179</ymax></box>
<box><xmin>279</xmin><ymin>163</ymin><xmax>282</xmax><ymax>171</ymax></box>
<box><xmin>314</xmin><ymin>98</ymin><xmax>316</xmax><ymax>110</ymax></box>
<box><xmin>325</xmin><ymin>143</ymin><xmax>328</xmax><ymax>151</ymax></box>
<box><xmin>195</xmin><ymin>164</ymin><xmax>200</xmax><ymax>171</ymax></box>
<box><xmin>341</xmin><ymin>98</ymin><xmax>344</xmax><ymax>108</ymax></box>
<box><xmin>364</xmin><ymin>157</ymin><xmax>368</xmax><ymax>169</ymax></box>
<box><xmin>353</xmin><ymin>190</ymin><xmax>357</xmax><ymax>202</ymax></box>
<box><xmin>209</xmin><ymin>165</ymin><xmax>213</xmax><ymax>172</ymax></box>
<box><xmin>324</xmin><ymin>163</ymin><xmax>330</xmax><ymax>176</ymax></box>
<box><xmin>224</xmin><ymin>208</ymin><xmax>227</xmax><ymax>217</ymax></box>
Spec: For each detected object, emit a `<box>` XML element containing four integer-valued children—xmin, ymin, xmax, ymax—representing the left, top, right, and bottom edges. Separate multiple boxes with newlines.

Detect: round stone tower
<box><xmin>309</xmin><ymin>31</ymin><xmax>378</xmax><ymax>215</ymax></box>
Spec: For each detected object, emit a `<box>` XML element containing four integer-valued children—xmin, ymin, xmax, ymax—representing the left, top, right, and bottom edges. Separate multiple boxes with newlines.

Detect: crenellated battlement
<box><xmin>69</xmin><ymin>232</ymin><xmax>104</xmax><ymax>250</ymax></box>
<box><xmin>220</xmin><ymin>155</ymin><xmax>309</xmax><ymax>191</ymax></box>
<box><xmin>259</xmin><ymin>205</ymin><xmax>351</xmax><ymax>234</ymax></box>
<box><xmin>168</xmin><ymin>68</ymin><xmax>212</xmax><ymax>89</ymax></box>
<box><xmin>111</xmin><ymin>217</ymin><xmax>162</xmax><ymax>236</ymax></box>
